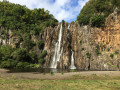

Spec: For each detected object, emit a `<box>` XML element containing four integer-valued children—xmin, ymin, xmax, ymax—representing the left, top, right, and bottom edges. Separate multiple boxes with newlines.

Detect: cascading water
<box><xmin>50</xmin><ymin>24</ymin><xmax>63</xmax><ymax>68</ymax></box>
<box><xmin>69</xmin><ymin>50</ymin><xmax>76</xmax><ymax>69</ymax></box>
<box><xmin>67</xmin><ymin>24</ymin><xmax>76</xmax><ymax>69</ymax></box>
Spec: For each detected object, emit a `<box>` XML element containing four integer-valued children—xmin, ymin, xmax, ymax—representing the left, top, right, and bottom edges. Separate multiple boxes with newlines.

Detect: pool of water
<box><xmin>8</xmin><ymin>68</ymin><xmax>83</xmax><ymax>73</ymax></box>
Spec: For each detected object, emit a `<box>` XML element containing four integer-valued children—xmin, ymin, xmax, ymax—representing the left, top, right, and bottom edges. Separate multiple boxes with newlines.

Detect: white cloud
<box><xmin>0</xmin><ymin>0</ymin><xmax>89</xmax><ymax>22</ymax></box>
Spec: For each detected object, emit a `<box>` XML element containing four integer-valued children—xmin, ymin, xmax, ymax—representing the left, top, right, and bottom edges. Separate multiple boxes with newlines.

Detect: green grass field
<box><xmin>0</xmin><ymin>74</ymin><xmax>120</xmax><ymax>90</ymax></box>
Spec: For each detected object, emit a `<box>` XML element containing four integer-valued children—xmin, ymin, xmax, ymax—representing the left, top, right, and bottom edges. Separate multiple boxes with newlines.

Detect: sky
<box><xmin>0</xmin><ymin>0</ymin><xmax>89</xmax><ymax>22</ymax></box>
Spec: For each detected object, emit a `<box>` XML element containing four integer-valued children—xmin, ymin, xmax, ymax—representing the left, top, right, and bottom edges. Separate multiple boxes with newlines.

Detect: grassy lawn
<box><xmin>0</xmin><ymin>74</ymin><xmax>120</xmax><ymax>90</ymax></box>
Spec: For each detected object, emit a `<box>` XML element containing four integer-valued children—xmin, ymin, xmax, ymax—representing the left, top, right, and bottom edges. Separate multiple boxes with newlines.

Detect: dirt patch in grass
<box><xmin>0</xmin><ymin>69</ymin><xmax>120</xmax><ymax>90</ymax></box>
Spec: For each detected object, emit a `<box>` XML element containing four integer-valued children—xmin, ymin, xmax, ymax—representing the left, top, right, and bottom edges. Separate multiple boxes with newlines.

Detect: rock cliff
<box><xmin>43</xmin><ymin>9</ymin><xmax>120</xmax><ymax>70</ymax></box>
<box><xmin>0</xmin><ymin>9</ymin><xmax>120</xmax><ymax>71</ymax></box>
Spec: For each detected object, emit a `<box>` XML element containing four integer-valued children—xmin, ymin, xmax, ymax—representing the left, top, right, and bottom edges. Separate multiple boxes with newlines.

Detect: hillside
<box><xmin>0</xmin><ymin>1</ymin><xmax>58</xmax><ymax>69</ymax></box>
<box><xmin>77</xmin><ymin>0</ymin><xmax>120</xmax><ymax>27</ymax></box>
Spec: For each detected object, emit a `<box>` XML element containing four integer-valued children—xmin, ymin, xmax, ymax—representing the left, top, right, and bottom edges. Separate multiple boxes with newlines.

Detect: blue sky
<box><xmin>0</xmin><ymin>0</ymin><xmax>89</xmax><ymax>22</ymax></box>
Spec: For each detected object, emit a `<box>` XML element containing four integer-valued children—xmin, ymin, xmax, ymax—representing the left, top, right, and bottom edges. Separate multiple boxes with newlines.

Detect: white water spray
<box><xmin>50</xmin><ymin>24</ymin><xmax>63</xmax><ymax>68</ymax></box>
<box><xmin>69</xmin><ymin>50</ymin><xmax>76</xmax><ymax>69</ymax></box>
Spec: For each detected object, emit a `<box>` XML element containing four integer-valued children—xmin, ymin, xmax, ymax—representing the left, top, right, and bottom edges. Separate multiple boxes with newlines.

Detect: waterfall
<box><xmin>50</xmin><ymin>24</ymin><xmax>63</xmax><ymax>68</ymax></box>
<box><xmin>68</xmin><ymin>24</ymin><xmax>76</xmax><ymax>69</ymax></box>
<box><xmin>69</xmin><ymin>50</ymin><xmax>76</xmax><ymax>69</ymax></box>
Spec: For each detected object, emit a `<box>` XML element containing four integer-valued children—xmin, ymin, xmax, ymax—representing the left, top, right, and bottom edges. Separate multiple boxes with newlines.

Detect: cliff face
<box><xmin>43</xmin><ymin>23</ymin><xmax>71</xmax><ymax>69</ymax></box>
<box><xmin>43</xmin><ymin>9</ymin><xmax>120</xmax><ymax>70</ymax></box>
<box><xmin>0</xmin><ymin>9</ymin><xmax>120</xmax><ymax>71</ymax></box>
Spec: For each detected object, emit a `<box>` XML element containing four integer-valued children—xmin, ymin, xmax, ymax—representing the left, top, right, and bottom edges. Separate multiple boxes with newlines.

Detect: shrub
<box><xmin>80</xmin><ymin>40</ymin><xmax>82</xmax><ymax>45</ymax></box>
<box><xmin>81</xmin><ymin>48</ymin><xmax>84</xmax><ymax>51</ymax></box>
<box><xmin>0</xmin><ymin>45</ymin><xmax>14</xmax><ymax>60</ymax></box>
<box><xmin>29</xmin><ymin>51</ymin><xmax>38</xmax><ymax>63</ymax></box>
<box><xmin>12</xmin><ymin>48</ymin><xmax>31</xmax><ymax>62</ymax></box>
<box><xmin>22</xmin><ymin>38</ymin><xmax>35</xmax><ymax>51</ymax></box>
<box><xmin>39</xmin><ymin>58</ymin><xmax>45</xmax><ymax>64</ymax></box>
<box><xmin>86</xmin><ymin>52</ymin><xmax>91</xmax><ymax>59</ymax></box>
<box><xmin>38</xmin><ymin>50</ymin><xmax>47</xmax><ymax>64</ymax></box>
<box><xmin>29</xmin><ymin>64</ymin><xmax>40</xmax><ymax>68</ymax></box>
<box><xmin>15</xmin><ymin>42</ymin><xmax>19</xmax><ymax>48</ymax></box>
<box><xmin>0</xmin><ymin>51</ymin><xmax>2</xmax><ymax>61</ymax></box>
<box><xmin>39</xmin><ymin>50</ymin><xmax>47</xmax><ymax>59</ymax></box>
<box><xmin>0</xmin><ymin>59</ymin><xmax>17</xmax><ymax>68</ymax></box>
<box><xmin>50</xmin><ymin>71</ymin><xmax>54</xmax><ymax>76</ymax></box>
<box><xmin>107</xmin><ymin>47</ymin><xmax>110</xmax><ymax>51</ymax></box>
<box><xmin>61</xmin><ymin>72</ymin><xmax>64</xmax><ymax>75</ymax></box>
<box><xmin>37</xmin><ymin>40</ymin><xmax>44</xmax><ymax>49</ymax></box>
<box><xmin>16</xmin><ymin>62</ymin><xmax>30</xmax><ymax>69</ymax></box>
<box><xmin>96</xmin><ymin>49</ymin><xmax>101</xmax><ymax>56</ymax></box>
<box><xmin>115</xmin><ymin>50</ymin><xmax>119</xmax><ymax>55</ymax></box>
<box><xmin>34</xmin><ymin>64</ymin><xmax>40</xmax><ymax>68</ymax></box>
<box><xmin>91</xmin><ymin>15</ymin><xmax>105</xmax><ymax>27</ymax></box>
<box><xmin>110</xmin><ymin>53</ymin><xmax>114</xmax><ymax>59</ymax></box>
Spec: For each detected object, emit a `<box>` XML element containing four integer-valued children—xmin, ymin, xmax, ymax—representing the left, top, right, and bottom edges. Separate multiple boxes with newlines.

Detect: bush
<box><xmin>80</xmin><ymin>40</ymin><xmax>82</xmax><ymax>45</ymax></box>
<box><xmin>81</xmin><ymin>48</ymin><xmax>84</xmax><ymax>51</ymax></box>
<box><xmin>0</xmin><ymin>45</ymin><xmax>14</xmax><ymax>61</ymax></box>
<box><xmin>15</xmin><ymin>42</ymin><xmax>19</xmax><ymax>48</ymax></box>
<box><xmin>50</xmin><ymin>71</ymin><xmax>54</xmax><ymax>76</ymax></box>
<box><xmin>12</xmin><ymin>48</ymin><xmax>31</xmax><ymax>62</ymax></box>
<box><xmin>16</xmin><ymin>62</ymin><xmax>30</xmax><ymax>69</ymax></box>
<box><xmin>29</xmin><ymin>64</ymin><xmax>39</xmax><ymax>68</ymax></box>
<box><xmin>22</xmin><ymin>38</ymin><xmax>35</xmax><ymax>51</ymax></box>
<box><xmin>110</xmin><ymin>54</ymin><xmax>114</xmax><ymax>59</ymax></box>
<box><xmin>115</xmin><ymin>50</ymin><xmax>119</xmax><ymax>55</ymax></box>
<box><xmin>38</xmin><ymin>50</ymin><xmax>47</xmax><ymax>64</ymax></box>
<box><xmin>29</xmin><ymin>51</ymin><xmax>38</xmax><ymax>63</ymax></box>
<box><xmin>86</xmin><ymin>53</ymin><xmax>91</xmax><ymax>59</ymax></box>
<box><xmin>96</xmin><ymin>49</ymin><xmax>101</xmax><ymax>56</ymax></box>
<box><xmin>39</xmin><ymin>58</ymin><xmax>45</xmax><ymax>64</ymax></box>
<box><xmin>0</xmin><ymin>51</ymin><xmax>2</xmax><ymax>61</ymax></box>
<box><xmin>37</xmin><ymin>40</ymin><xmax>44</xmax><ymax>49</ymax></box>
<box><xmin>39</xmin><ymin>50</ymin><xmax>47</xmax><ymax>59</ymax></box>
<box><xmin>34</xmin><ymin>64</ymin><xmax>40</xmax><ymax>68</ymax></box>
<box><xmin>0</xmin><ymin>59</ymin><xmax>17</xmax><ymax>68</ymax></box>
<box><xmin>91</xmin><ymin>15</ymin><xmax>105</xmax><ymax>27</ymax></box>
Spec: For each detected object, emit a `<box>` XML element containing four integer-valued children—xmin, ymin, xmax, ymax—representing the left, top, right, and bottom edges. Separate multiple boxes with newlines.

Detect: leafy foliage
<box><xmin>0</xmin><ymin>1</ymin><xmax>58</xmax><ymax>34</ymax></box>
<box><xmin>37</xmin><ymin>40</ymin><xmax>44</xmax><ymax>49</ymax></box>
<box><xmin>0</xmin><ymin>45</ymin><xmax>14</xmax><ymax>61</ymax></box>
<box><xmin>12</xmin><ymin>48</ymin><xmax>31</xmax><ymax>62</ymax></box>
<box><xmin>38</xmin><ymin>50</ymin><xmax>47</xmax><ymax>64</ymax></box>
<box><xmin>86</xmin><ymin>52</ymin><xmax>91</xmax><ymax>59</ymax></box>
<box><xmin>22</xmin><ymin>38</ymin><xmax>35</xmax><ymax>51</ymax></box>
<box><xmin>77</xmin><ymin>0</ymin><xmax>120</xmax><ymax>27</ymax></box>
<box><xmin>91</xmin><ymin>15</ymin><xmax>105</xmax><ymax>27</ymax></box>
<box><xmin>0</xmin><ymin>1</ymin><xmax>58</xmax><ymax>69</ymax></box>
<box><xmin>110</xmin><ymin>53</ymin><xmax>114</xmax><ymax>59</ymax></box>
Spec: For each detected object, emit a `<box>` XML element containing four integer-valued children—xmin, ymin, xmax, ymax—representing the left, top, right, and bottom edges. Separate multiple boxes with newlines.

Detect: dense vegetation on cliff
<box><xmin>0</xmin><ymin>1</ymin><xmax>58</xmax><ymax>32</ymax></box>
<box><xmin>77</xmin><ymin>0</ymin><xmax>120</xmax><ymax>27</ymax></box>
<box><xmin>0</xmin><ymin>1</ymin><xmax>58</xmax><ymax>68</ymax></box>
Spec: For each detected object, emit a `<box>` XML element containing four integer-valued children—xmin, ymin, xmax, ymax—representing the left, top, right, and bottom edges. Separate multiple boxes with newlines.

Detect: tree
<box><xmin>0</xmin><ymin>45</ymin><xmax>14</xmax><ymax>60</ymax></box>
<box><xmin>90</xmin><ymin>15</ymin><xmax>105</xmax><ymax>27</ymax></box>
<box><xmin>22</xmin><ymin>38</ymin><xmax>35</xmax><ymax>51</ymax></box>
<box><xmin>77</xmin><ymin>0</ymin><xmax>120</xmax><ymax>27</ymax></box>
<box><xmin>12</xmin><ymin>48</ymin><xmax>31</xmax><ymax>62</ymax></box>
<box><xmin>38</xmin><ymin>50</ymin><xmax>47</xmax><ymax>64</ymax></box>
